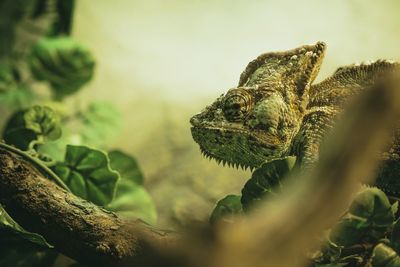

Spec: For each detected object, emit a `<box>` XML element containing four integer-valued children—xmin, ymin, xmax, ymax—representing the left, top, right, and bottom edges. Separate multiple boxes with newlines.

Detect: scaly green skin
<box><xmin>0</xmin><ymin>142</ymin><xmax>71</xmax><ymax>192</ymax></box>
<box><xmin>190</xmin><ymin>42</ymin><xmax>400</xmax><ymax>191</ymax></box>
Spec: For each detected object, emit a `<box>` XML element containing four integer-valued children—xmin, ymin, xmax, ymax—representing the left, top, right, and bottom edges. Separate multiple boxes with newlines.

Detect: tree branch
<box><xmin>0</xmin><ymin>148</ymin><xmax>178</xmax><ymax>267</ymax></box>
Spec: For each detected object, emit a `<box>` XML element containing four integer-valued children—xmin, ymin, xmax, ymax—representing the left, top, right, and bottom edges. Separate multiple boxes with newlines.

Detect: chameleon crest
<box><xmin>191</xmin><ymin>42</ymin><xmax>399</xmax><ymax>171</ymax></box>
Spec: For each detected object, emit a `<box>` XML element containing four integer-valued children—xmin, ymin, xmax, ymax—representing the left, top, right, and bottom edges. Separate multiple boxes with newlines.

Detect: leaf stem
<box><xmin>0</xmin><ymin>142</ymin><xmax>70</xmax><ymax>192</ymax></box>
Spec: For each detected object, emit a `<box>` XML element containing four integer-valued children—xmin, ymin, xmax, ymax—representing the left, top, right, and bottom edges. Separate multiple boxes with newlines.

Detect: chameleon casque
<box><xmin>190</xmin><ymin>42</ymin><xmax>400</xmax><ymax>194</ymax></box>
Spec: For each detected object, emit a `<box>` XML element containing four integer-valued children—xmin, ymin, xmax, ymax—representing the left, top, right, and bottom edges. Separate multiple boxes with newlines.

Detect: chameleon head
<box><xmin>190</xmin><ymin>42</ymin><xmax>326</xmax><ymax>169</ymax></box>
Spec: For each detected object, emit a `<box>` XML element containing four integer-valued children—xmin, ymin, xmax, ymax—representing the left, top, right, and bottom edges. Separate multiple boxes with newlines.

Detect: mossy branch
<box><xmin>0</xmin><ymin>147</ymin><xmax>178</xmax><ymax>267</ymax></box>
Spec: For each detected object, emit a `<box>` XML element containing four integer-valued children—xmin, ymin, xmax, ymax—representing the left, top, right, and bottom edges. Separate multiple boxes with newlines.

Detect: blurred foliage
<box><xmin>0</xmin><ymin>1</ymin><xmax>157</xmax><ymax>266</ymax></box>
<box><xmin>0</xmin><ymin>64</ymin><xmax>18</xmax><ymax>92</ymax></box>
<box><xmin>29</xmin><ymin>37</ymin><xmax>95</xmax><ymax>99</ymax></box>
<box><xmin>0</xmin><ymin>64</ymin><xmax>35</xmax><ymax>109</ymax></box>
<box><xmin>49</xmin><ymin>0</ymin><xmax>75</xmax><ymax>35</ymax></box>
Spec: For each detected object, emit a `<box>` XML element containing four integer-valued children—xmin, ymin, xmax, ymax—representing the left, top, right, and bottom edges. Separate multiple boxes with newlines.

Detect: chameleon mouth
<box><xmin>191</xmin><ymin>126</ymin><xmax>270</xmax><ymax>170</ymax></box>
<box><xmin>199</xmin><ymin>145</ymin><xmax>255</xmax><ymax>171</ymax></box>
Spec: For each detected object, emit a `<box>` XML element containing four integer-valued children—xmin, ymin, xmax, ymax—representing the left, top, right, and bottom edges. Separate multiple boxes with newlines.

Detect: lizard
<box><xmin>190</xmin><ymin>42</ymin><xmax>400</xmax><ymax>194</ymax></box>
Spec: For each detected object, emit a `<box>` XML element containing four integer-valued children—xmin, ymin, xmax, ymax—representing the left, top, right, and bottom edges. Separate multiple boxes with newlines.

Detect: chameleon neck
<box><xmin>0</xmin><ymin>142</ymin><xmax>71</xmax><ymax>192</ymax></box>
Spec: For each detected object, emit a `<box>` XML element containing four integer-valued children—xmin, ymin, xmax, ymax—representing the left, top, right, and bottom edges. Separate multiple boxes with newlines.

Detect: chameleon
<box><xmin>190</xmin><ymin>42</ymin><xmax>400</xmax><ymax>194</ymax></box>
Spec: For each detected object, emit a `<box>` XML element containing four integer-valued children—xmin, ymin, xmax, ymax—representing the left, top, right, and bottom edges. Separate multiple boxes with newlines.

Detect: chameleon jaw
<box><xmin>191</xmin><ymin>125</ymin><xmax>274</xmax><ymax>171</ymax></box>
<box><xmin>199</xmin><ymin>145</ymin><xmax>255</xmax><ymax>171</ymax></box>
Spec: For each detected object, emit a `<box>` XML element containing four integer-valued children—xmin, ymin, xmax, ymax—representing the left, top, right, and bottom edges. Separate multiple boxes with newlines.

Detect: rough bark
<box><xmin>0</xmin><ymin>148</ymin><xmax>179</xmax><ymax>267</ymax></box>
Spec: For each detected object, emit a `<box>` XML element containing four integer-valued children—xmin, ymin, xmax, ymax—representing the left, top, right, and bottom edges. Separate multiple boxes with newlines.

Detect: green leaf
<box><xmin>371</xmin><ymin>243</ymin><xmax>400</xmax><ymax>267</ymax></box>
<box><xmin>24</xmin><ymin>106</ymin><xmax>62</xmax><ymax>141</ymax></box>
<box><xmin>209</xmin><ymin>195</ymin><xmax>242</xmax><ymax>224</ymax></box>
<box><xmin>3</xmin><ymin>105</ymin><xmax>62</xmax><ymax>150</ymax></box>
<box><xmin>0</xmin><ymin>204</ymin><xmax>52</xmax><ymax>248</ymax></box>
<box><xmin>328</xmin><ymin>218</ymin><xmax>368</xmax><ymax>247</ymax></box>
<box><xmin>108</xmin><ymin>150</ymin><xmax>144</xmax><ymax>185</ymax></box>
<box><xmin>52</xmin><ymin>145</ymin><xmax>119</xmax><ymax>206</ymax></box>
<box><xmin>106</xmin><ymin>181</ymin><xmax>157</xmax><ymax>225</ymax></box>
<box><xmin>29</xmin><ymin>37</ymin><xmax>95</xmax><ymax>99</ymax></box>
<box><xmin>349</xmin><ymin>187</ymin><xmax>395</xmax><ymax>228</ymax></box>
<box><xmin>328</xmin><ymin>188</ymin><xmax>395</xmax><ymax>248</ymax></box>
<box><xmin>241</xmin><ymin>156</ymin><xmax>296</xmax><ymax>212</ymax></box>
<box><xmin>105</xmin><ymin>149</ymin><xmax>156</xmax><ymax>224</ymax></box>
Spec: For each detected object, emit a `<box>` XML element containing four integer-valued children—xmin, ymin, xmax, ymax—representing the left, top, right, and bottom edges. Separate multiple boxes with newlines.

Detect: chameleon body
<box><xmin>190</xmin><ymin>42</ymin><xmax>400</xmax><ymax>193</ymax></box>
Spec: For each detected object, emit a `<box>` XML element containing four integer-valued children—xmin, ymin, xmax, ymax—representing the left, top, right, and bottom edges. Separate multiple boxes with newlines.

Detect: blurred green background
<box><xmin>71</xmin><ymin>0</ymin><xmax>400</xmax><ymax>228</ymax></box>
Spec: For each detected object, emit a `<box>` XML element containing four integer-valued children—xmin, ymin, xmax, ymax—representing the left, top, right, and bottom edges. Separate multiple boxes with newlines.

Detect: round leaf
<box><xmin>108</xmin><ymin>150</ymin><xmax>144</xmax><ymax>185</ymax></box>
<box><xmin>3</xmin><ymin>105</ymin><xmax>62</xmax><ymax>150</ymax></box>
<box><xmin>349</xmin><ymin>187</ymin><xmax>395</xmax><ymax>228</ymax></box>
<box><xmin>52</xmin><ymin>145</ymin><xmax>119</xmax><ymax>206</ymax></box>
<box><xmin>371</xmin><ymin>243</ymin><xmax>400</xmax><ymax>267</ymax></box>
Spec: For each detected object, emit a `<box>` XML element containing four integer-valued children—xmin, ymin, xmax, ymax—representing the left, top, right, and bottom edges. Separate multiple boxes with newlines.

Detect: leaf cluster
<box><xmin>210</xmin><ymin>158</ymin><xmax>400</xmax><ymax>267</ymax></box>
<box><xmin>0</xmin><ymin>1</ymin><xmax>156</xmax><ymax>266</ymax></box>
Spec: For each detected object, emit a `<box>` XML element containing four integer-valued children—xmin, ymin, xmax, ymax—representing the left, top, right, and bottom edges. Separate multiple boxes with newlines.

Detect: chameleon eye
<box><xmin>223</xmin><ymin>89</ymin><xmax>253</xmax><ymax>121</ymax></box>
